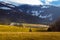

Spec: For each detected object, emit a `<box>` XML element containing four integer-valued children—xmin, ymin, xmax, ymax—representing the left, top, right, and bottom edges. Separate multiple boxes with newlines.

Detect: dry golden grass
<box><xmin>0</xmin><ymin>25</ymin><xmax>48</xmax><ymax>32</ymax></box>
<box><xmin>0</xmin><ymin>25</ymin><xmax>60</xmax><ymax>40</ymax></box>
<box><xmin>0</xmin><ymin>25</ymin><xmax>30</xmax><ymax>32</ymax></box>
<box><xmin>0</xmin><ymin>32</ymin><xmax>60</xmax><ymax>40</ymax></box>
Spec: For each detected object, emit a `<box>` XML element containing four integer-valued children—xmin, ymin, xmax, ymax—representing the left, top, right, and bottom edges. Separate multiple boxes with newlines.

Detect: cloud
<box><xmin>0</xmin><ymin>0</ymin><xmax>60</xmax><ymax>6</ymax></box>
<box><xmin>45</xmin><ymin>0</ymin><xmax>59</xmax><ymax>5</ymax></box>
<box><xmin>1</xmin><ymin>0</ymin><xmax>43</xmax><ymax>5</ymax></box>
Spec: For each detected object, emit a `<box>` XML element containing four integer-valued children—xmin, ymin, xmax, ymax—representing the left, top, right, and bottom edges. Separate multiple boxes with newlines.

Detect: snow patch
<box><xmin>41</xmin><ymin>5</ymin><xmax>50</xmax><ymax>8</ymax></box>
<box><xmin>0</xmin><ymin>7</ymin><xmax>11</xmax><ymax>10</ymax></box>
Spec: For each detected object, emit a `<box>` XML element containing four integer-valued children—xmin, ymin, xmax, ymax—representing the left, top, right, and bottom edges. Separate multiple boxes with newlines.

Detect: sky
<box><xmin>0</xmin><ymin>0</ymin><xmax>60</xmax><ymax>6</ymax></box>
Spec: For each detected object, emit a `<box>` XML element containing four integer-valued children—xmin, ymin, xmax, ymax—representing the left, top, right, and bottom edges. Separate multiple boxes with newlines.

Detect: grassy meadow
<box><xmin>0</xmin><ymin>25</ymin><xmax>60</xmax><ymax>40</ymax></box>
<box><xmin>0</xmin><ymin>25</ymin><xmax>48</xmax><ymax>32</ymax></box>
<box><xmin>0</xmin><ymin>32</ymin><xmax>60</xmax><ymax>40</ymax></box>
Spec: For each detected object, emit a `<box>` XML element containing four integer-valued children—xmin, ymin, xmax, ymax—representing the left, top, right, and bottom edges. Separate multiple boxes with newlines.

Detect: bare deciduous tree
<box><xmin>47</xmin><ymin>18</ymin><xmax>60</xmax><ymax>32</ymax></box>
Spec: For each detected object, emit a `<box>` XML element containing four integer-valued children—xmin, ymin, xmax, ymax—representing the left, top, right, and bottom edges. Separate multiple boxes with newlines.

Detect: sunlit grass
<box><xmin>0</xmin><ymin>25</ymin><xmax>48</xmax><ymax>32</ymax></box>
<box><xmin>0</xmin><ymin>25</ymin><xmax>29</xmax><ymax>32</ymax></box>
<box><xmin>0</xmin><ymin>25</ymin><xmax>60</xmax><ymax>40</ymax></box>
<box><xmin>0</xmin><ymin>32</ymin><xmax>60</xmax><ymax>40</ymax></box>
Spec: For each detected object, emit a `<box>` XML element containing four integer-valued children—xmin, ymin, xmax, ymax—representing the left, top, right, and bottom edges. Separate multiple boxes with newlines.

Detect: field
<box><xmin>0</xmin><ymin>25</ymin><xmax>60</xmax><ymax>40</ymax></box>
<box><xmin>0</xmin><ymin>25</ymin><xmax>48</xmax><ymax>32</ymax></box>
<box><xmin>0</xmin><ymin>32</ymin><xmax>60</xmax><ymax>40</ymax></box>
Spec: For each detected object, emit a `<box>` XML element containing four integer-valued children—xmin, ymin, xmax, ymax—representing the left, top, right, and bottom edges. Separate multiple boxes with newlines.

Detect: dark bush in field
<box><xmin>29</xmin><ymin>28</ymin><xmax>32</xmax><ymax>32</ymax></box>
<box><xmin>47</xmin><ymin>19</ymin><xmax>60</xmax><ymax>32</ymax></box>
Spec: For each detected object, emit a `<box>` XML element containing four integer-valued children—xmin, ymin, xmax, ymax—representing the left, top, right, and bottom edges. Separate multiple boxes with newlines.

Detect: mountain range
<box><xmin>0</xmin><ymin>1</ymin><xmax>60</xmax><ymax>25</ymax></box>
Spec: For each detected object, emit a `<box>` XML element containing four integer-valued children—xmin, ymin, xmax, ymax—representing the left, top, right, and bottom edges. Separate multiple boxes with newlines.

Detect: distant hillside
<box><xmin>0</xmin><ymin>2</ymin><xmax>42</xmax><ymax>25</ymax></box>
<box><xmin>0</xmin><ymin>1</ymin><xmax>60</xmax><ymax>25</ymax></box>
